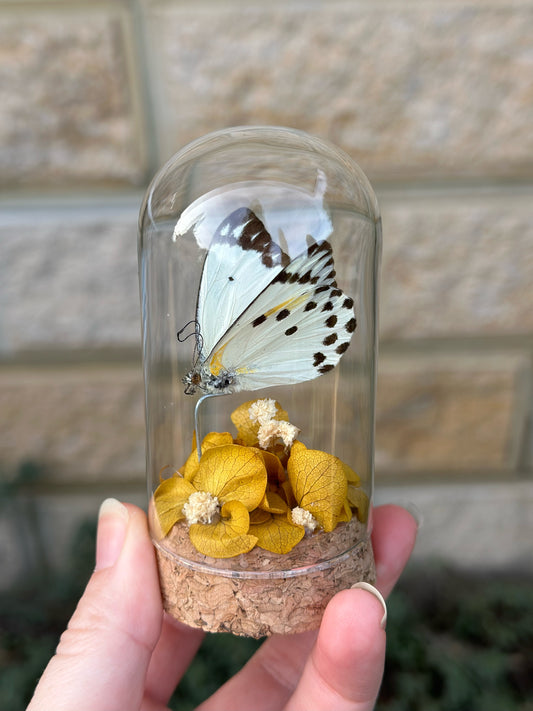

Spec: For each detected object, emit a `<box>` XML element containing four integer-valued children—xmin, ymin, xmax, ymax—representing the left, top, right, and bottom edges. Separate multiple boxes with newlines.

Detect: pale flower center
<box><xmin>291</xmin><ymin>506</ymin><xmax>318</xmax><ymax>534</ymax></box>
<box><xmin>248</xmin><ymin>398</ymin><xmax>278</xmax><ymax>425</ymax></box>
<box><xmin>258</xmin><ymin>420</ymin><xmax>300</xmax><ymax>450</ymax></box>
<box><xmin>183</xmin><ymin>490</ymin><xmax>220</xmax><ymax>525</ymax></box>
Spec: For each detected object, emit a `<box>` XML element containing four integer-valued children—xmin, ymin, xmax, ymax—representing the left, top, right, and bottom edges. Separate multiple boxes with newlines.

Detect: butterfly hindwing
<box><xmin>204</xmin><ymin>239</ymin><xmax>356</xmax><ymax>391</ymax></box>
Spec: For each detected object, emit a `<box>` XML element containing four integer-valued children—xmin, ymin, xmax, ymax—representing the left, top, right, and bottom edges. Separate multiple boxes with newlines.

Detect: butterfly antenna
<box><xmin>177</xmin><ymin>320</ymin><xmax>203</xmax><ymax>367</ymax></box>
<box><xmin>177</xmin><ymin>319</ymin><xmax>199</xmax><ymax>342</ymax></box>
<box><xmin>193</xmin><ymin>328</ymin><xmax>203</xmax><ymax>368</ymax></box>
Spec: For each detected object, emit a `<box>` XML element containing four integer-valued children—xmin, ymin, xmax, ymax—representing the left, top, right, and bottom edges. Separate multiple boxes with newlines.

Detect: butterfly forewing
<box><xmin>196</xmin><ymin>208</ymin><xmax>287</xmax><ymax>356</ymax></box>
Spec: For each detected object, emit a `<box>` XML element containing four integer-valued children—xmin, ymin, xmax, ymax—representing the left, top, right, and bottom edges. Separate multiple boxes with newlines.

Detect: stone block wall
<box><xmin>1</xmin><ymin>0</ymin><xmax>532</xmax><ymax>588</ymax></box>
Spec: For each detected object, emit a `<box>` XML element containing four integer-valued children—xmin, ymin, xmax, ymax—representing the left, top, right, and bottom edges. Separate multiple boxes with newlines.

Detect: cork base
<box><xmin>154</xmin><ymin>517</ymin><xmax>376</xmax><ymax>638</ymax></box>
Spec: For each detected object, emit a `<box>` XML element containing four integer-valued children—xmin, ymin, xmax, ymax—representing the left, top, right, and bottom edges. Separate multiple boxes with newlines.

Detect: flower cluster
<box><xmin>153</xmin><ymin>398</ymin><xmax>369</xmax><ymax>558</ymax></box>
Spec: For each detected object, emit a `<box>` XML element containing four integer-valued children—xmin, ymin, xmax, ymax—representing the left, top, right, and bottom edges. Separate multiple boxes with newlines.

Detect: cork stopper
<box><xmin>153</xmin><ymin>513</ymin><xmax>376</xmax><ymax>638</ymax></box>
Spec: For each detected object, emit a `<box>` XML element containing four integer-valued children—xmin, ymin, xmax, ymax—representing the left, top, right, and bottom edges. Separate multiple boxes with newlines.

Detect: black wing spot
<box><xmin>285</xmin><ymin>326</ymin><xmax>298</xmax><ymax>336</ymax></box>
<box><xmin>318</xmin><ymin>364</ymin><xmax>335</xmax><ymax>374</ymax></box>
<box><xmin>343</xmin><ymin>297</ymin><xmax>354</xmax><ymax>309</ymax></box>
<box><xmin>276</xmin><ymin>308</ymin><xmax>290</xmax><ymax>321</ymax></box>
<box><xmin>321</xmin><ymin>301</ymin><xmax>334</xmax><ymax>312</ymax></box>
<box><xmin>313</xmin><ymin>352</ymin><xmax>326</xmax><ymax>366</ymax></box>
<box><xmin>323</xmin><ymin>333</ymin><xmax>338</xmax><ymax>346</ymax></box>
<box><xmin>304</xmin><ymin>300</ymin><xmax>317</xmax><ymax>312</ymax></box>
<box><xmin>273</xmin><ymin>271</ymin><xmax>289</xmax><ymax>284</ymax></box>
<box><xmin>325</xmin><ymin>315</ymin><xmax>337</xmax><ymax>328</ymax></box>
<box><xmin>330</xmin><ymin>288</ymin><xmax>342</xmax><ymax>298</ymax></box>
<box><xmin>336</xmin><ymin>342</ymin><xmax>350</xmax><ymax>354</ymax></box>
<box><xmin>217</xmin><ymin>208</ymin><xmax>289</xmax><ymax>269</ymax></box>
<box><xmin>253</xmin><ymin>314</ymin><xmax>267</xmax><ymax>327</ymax></box>
<box><xmin>307</xmin><ymin>241</ymin><xmax>321</xmax><ymax>256</ymax></box>
<box><xmin>345</xmin><ymin>317</ymin><xmax>357</xmax><ymax>333</ymax></box>
<box><xmin>315</xmin><ymin>285</ymin><xmax>329</xmax><ymax>294</ymax></box>
<box><xmin>228</xmin><ymin>276</ymin><xmax>234</xmax><ymax>281</ymax></box>
<box><xmin>238</xmin><ymin>210</ymin><xmax>274</xmax><ymax>265</ymax></box>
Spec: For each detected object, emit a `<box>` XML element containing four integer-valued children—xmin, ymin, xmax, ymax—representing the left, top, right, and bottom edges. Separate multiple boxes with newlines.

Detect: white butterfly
<box><xmin>178</xmin><ymin>207</ymin><xmax>356</xmax><ymax>395</ymax></box>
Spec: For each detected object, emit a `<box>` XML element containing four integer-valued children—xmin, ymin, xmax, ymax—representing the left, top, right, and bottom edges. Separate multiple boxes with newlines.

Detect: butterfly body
<box><xmin>181</xmin><ymin>207</ymin><xmax>356</xmax><ymax>396</ymax></box>
<box><xmin>184</xmin><ymin>361</ymin><xmax>238</xmax><ymax>395</ymax></box>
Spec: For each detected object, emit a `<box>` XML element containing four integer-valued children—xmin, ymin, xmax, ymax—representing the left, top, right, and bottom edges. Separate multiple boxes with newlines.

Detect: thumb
<box><xmin>28</xmin><ymin>500</ymin><xmax>163</xmax><ymax>711</ymax></box>
<box><xmin>285</xmin><ymin>587</ymin><xmax>387</xmax><ymax>711</ymax></box>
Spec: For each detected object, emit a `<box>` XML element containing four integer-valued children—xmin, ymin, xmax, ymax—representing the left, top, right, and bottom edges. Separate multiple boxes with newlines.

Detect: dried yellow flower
<box><xmin>192</xmin><ymin>444</ymin><xmax>267</xmax><ymax>512</ymax></box>
<box><xmin>154</xmin><ymin>398</ymin><xmax>366</xmax><ymax>559</ymax></box>
<box><xmin>252</xmin><ymin>513</ymin><xmax>305</xmax><ymax>554</ymax></box>
<box><xmin>230</xmin><ymin>399</ymin><xmax>288</xmax><ymax>446</ymax></box>
<box><xmin>153</xmin><ymin>476</ymin><xmax>196</xmax><ymax>536</ymax></box>
<box><xmin>189</xmin><ymin>501</ymin><xmax>258</xmax><ymax>558</ymax></box>
<box><xmin>154</xmin><ymin>441</ymin><xmax>267</xmax><ymax>557</ymax></box>
<box><xmin>287</xmin><ymin>441</ymin><xmax>347</xmax><ymax>533</ymax></box>
<box><xmin>182</xmin><ymin>431</ymin><xmax>234</xmax><ymax>481</ymax></box>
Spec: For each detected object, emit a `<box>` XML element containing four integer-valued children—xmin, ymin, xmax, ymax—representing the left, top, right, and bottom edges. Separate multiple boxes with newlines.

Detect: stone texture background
<box><xmin>1</xmin><ymin>0</ymin><xmax>532</xmax><ymax>588</ymax></box>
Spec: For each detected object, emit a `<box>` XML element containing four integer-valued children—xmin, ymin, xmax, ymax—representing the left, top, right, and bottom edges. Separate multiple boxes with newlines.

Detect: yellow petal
<box><xmin>230</xmin><ymin>399</ymin><xmax>288</xmax><ymax>446</ymax></box>
<box><xmin>221</xmin><ymin>500</ymin><xmax>250</xmax><ymax>534</ymax></box>
<box><xmin>269</xmin><ymin>443</ymin><xmax>290</xmax><ymax>467</ymax></box>
<box><xmin>230</xmin><ymin>401</ymin><xmax>260</xmax><ymax>445</ymax></box>
<box><xmin>250</xmin><ymin>508</ymin><xmax>272</xmax><ymax>525</ymax></box>
<box><xmin>192</xmin><ymin>444</ymin><xmax>267</xmax><ymax>511</ymax></box>
<box><xmin>259</xmin><ymin>489</ymin><xmax>288</xmax><ymax>514</ymax></box>
<box><xmin>252</xmin><ymin>448</ymin><xmax>287</xmax><ymax>484</ymax></box>
<box><xmin>347</xmin><ymin>485</ymin><xmax>370</xmax><ymax>523</ymax></box>
<box><xmin>337</xmin><ymin>499</ymin><xmax>353</xmax><ymax>523</ymax></box>
<box><xmin>341</xmin><ymin>461</ymin><xmax>361</xmax><ymax>486</ymax></box>
<box><xmin>203</xmin><ymin>431</ymin><xmax>235</xmax><ymax>449</ymax></box>
<box><xmin>287</xmin><ymin>441</ymin><xmax>347</xmax><ymax>533</ymax></box>
<box><xmin>253</xmin><ymin>514</ymin><xmax>305</xmax><ymax>554</ymax></box>
<box><xmin>189</xmin><ymin>501</ymin><xmax>258</xmax><ymax>558</ymax></box>
<box><xmin>280</xmin><ymin>480</ymin><xmax>298</xmax><ymax>509</ymax></box>
<box><xmin>182</xmin><ymin>431</ymin><xmax>234</xmax><ymax>481</ymax></box>
<box><xmin>153</xmin><ymin>476</ymin><xmax>197</xmax><ymax>536</ymax></box>
<box><xmin>181</xmin><ymin>431</ymin><xmax>199</xmax><ymax>481</ymax></box>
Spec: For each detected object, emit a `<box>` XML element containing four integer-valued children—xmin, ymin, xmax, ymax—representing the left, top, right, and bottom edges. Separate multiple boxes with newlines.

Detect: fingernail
<box><xmin>95</xmin><ymin>498</ymin><xmax>129</xmax><ymax>571</ymax></box>
<box><xmin>351</xmin><ymin>582</ymin><xmax>388</xmax><ymax>629</ymax></box>
<box><xmin>404</xmin><ymin>501</ymin><xmax>423</xmax><ymax>531</ymax></box>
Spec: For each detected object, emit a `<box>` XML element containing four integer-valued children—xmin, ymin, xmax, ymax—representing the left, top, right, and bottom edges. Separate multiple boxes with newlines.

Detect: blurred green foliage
<box><xmin>0</xmin><ymin>518</ymin><xmax>96</xmax><ymax>710</ymax></box>
<box><xmin>1</xmin><ymin>467</ymin><xmax>531</xmax><ymax>710</ymax></box>
<box><xmin>378</xmin><ymin>566</ymin><xmax>533</xmax><ymax>711</ymax></box>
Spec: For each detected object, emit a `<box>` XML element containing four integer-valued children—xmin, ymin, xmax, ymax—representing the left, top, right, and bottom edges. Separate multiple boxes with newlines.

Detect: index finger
<box><xmin>371</xmin><ymin>504</ymin><xmax>418</xmax><ymax>598</ymax></box>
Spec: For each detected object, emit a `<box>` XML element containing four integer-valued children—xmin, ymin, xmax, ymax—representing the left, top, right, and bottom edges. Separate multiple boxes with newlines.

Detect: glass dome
<box><xmin>138</xmin><ymin>126</ymin><xmax>381</xmax><ymax>636</ymax></box>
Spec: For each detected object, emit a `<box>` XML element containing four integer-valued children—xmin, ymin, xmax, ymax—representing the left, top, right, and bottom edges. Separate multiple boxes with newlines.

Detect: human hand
<box><xmin>28</xmin><ymin>500</ymin><xmax>417</xmax><ymax>711</ymax></box>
